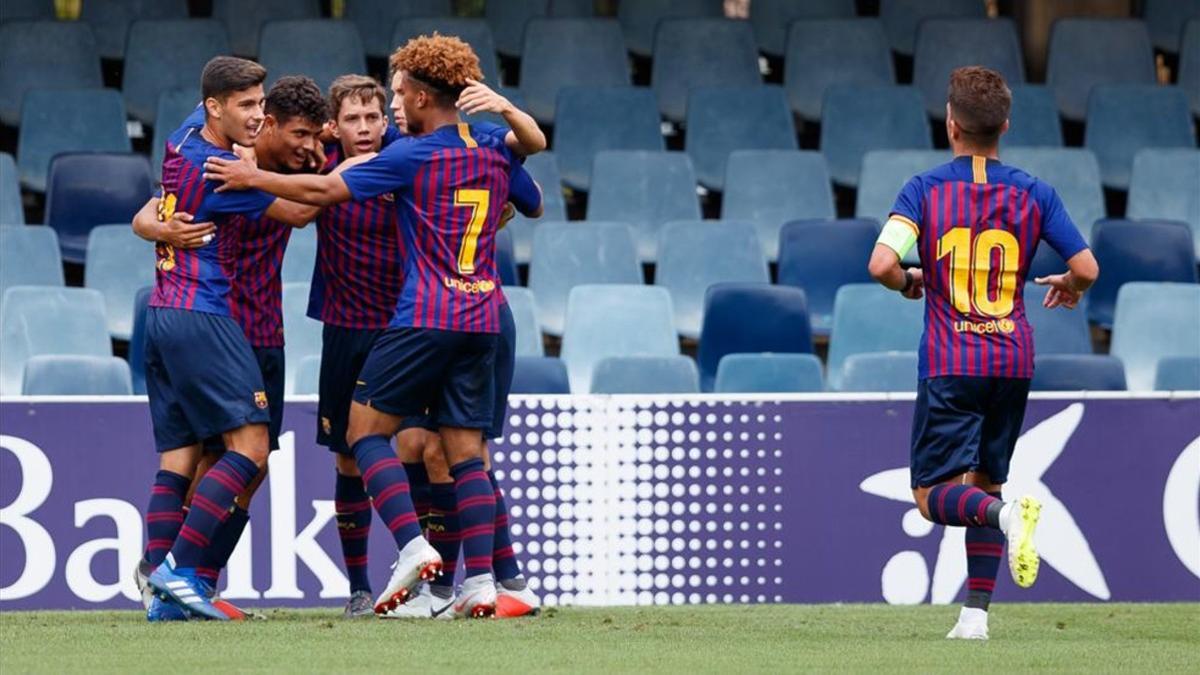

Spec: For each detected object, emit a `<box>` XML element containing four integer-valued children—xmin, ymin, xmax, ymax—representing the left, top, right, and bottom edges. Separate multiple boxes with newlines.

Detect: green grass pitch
<box><xmin>2</xmin><ymin>604</ymin><xmax>1196</xmax><ymax>673</ymax></box>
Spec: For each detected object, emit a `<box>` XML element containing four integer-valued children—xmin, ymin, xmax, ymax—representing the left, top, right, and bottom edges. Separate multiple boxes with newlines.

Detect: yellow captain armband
<box><xmin>877</xmin><ymin>215</ymin><xmax>919</xmax><ymax>259</ymax></box>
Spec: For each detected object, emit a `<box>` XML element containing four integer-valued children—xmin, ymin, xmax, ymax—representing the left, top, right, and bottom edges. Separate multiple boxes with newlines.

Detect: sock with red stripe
<box><xmin>405</xmin><ymin>462</ymin><xmax>432</xmax><ymax>532</ymax></box>
<box><xmin>335</xmin><ymin>471</ymin><xmax>372</xmax><ymax>594</ymax></box>
<box><xmin>925</xmin><ymin>484</ymin><xmax>1004</xmax><ymax>528</ymax></box>
<box><xmin>488</xmin><ymin>469</ymin><xmax>521</xmax><ymax>582</ymax></box>
<box><xmin>427</xmin><ymin>482</ymin><xmax>459</xmax><ymax>590</ymax></box>
<box><xmin>352</xmin><ymin>435</ymin><xmax>422</xmax><ymax>548</ymax></box>
<box><xmin>965</xmin><ymin>492</ymin><xmax>1006</xmax><ymax>610</ymax></box>
<box><xmin>451</xmin><ymin>458</ymin><xmax>495</xmax><ymax>580</ymax></box>
<box><xmin>197</xmin><ymin>505</ymin><xmax>249</xmax><ymax>587</ymax></box>
<box><xmin>168</xmin><ymin>451</ymin><xmax>258</xmax><ymax>569</ymax></box>
<box><xmin>142</xmin><ymin>470</ymin><xmax>190</xmax><ymax>567</ymax></box>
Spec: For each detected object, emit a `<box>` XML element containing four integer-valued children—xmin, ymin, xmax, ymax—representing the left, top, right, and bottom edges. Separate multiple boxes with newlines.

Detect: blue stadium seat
<box><xmin>826</xmin><ymin>284</ymin><xmax>925</xmax><ymax>390</ymax></box>
<box><xmin>1182</xmin><ymin>20</ymin><xmax>1200</xmax><ymax>117</ymax></box>
<box><xmin>259</xmin><ymin>21</ymin><xmax>367</xmax><ymax>92</ymax></box>
<box><xmin>0</xmin><ymin>287</ymin><xmax>112</xmax><ymax>395</ymax></box>
<box><xmin>652</xmin><ymin>19</ymin><xmax>761</xmax><ymax>122</ymax></box>
<box><xmin>344</xmin><ymin>0</ymin><xmax>451</xmax><ymax>59</ymax></box>
<box><xmin>1127</xmin><ymin>149</ymin><xmax>1200</xmax><ymax>257</ymax></box>
<box><xmin>44</xmin><ymin>153</ymin><xmax>152</xmax><ymax>264</ymax></box>
<box><xmin>84</xmin><ymin>224</ymin><xmax>156</xmax><ymax>340</ymax></box>
<box><xmin>820</xmin><ymin>86</ymin><xmax>931</xmax><ymax>187</ymax></box>
<box><xmin>721</xmin><ymin>151</ymin><xmax>834</xmax><ymax>262</ymax></box>
<box><xmin>1</xmin><ymin>153</ymin><xmax>23</xmax><ymax>225</ymax></box>
<box><xmin>697</xmin><ymin>283</ymin><xmax>813</xmax><ymax>392</ymax></box>
<box><xmin>840</xmin><ymin>352</ymin><xmax>919</xmax><ymax>392</ymax></box>
<box><xmin>1046</xmin><ymin>18</ymin><xmax>1156</xmax><ymax>122</ymax></box>
<box><xmin>506</xmin><ymin>152</ymin><xmax>564</xmax><ymax>264</ymax></box>
<box><xmin>281</xmin><ymin>224</ymin><xmax>315</xmax><ymax>284</ymax></box>
<box><xmin>1023</xmin><ymin>283</ymin><xmax>1093</xmax><ymax>355</ymax></box>
<box><xmin>0</xmin><ymin>227</ymin><xmax>64</xmax><ymax>310</ymax></box>
<box><xmin>591</xmin><ymin>355</ymin><xmax>700</xmax><ymax>394</ymax></box>
<box><xmin>685</xmin><ymin>86</ymin><xmax>797</xmax><ymax>191</ymax></box>
<box><xmin>496</xmin><ymin>228</ymin><xmax>518</xmax><ymax>288</ymax></box>
<box><xmin>292</xmin><ymin>354</ymin><xmax>321</xmax><ymax>395</ymax></box>
<box><xmin>282</xmin><ymin>282</ymin><xmax>323</xmax><ymax>394</ymax></box>
<box><xmin>618</xmin><ymin>0</ymin><xmax>723</xmax><ymax>57</ymax></box>
<box><xmin>777</xmin><ymin>219</ymin><xmax>879</xmax><ymax>336</ymax></box>
<box><xmin>854</xmin><ymin>149</ymin><xmax>948</xmax><ymax>263</ymax></box>
<box><xmin>81</xmin><ymin>0</ymin><xmax>189</xmax><ymax>61</ymax></box>
<box><xmin>1085</xmin><ymin>85</ymin><xmax>1195</xmax><ymax>190</ymax></box>
<box><xmin>129</xmin><ymin>286</ymin><xmax>151</xmax><ymax>394</ymax></box>
<box><xmin>212</xmin><ymin>0</ymin><xmax>320</xmax><ymax>58</ymax></box>
<box><xmin>123</xmin><ymin>20</ymin><xmax>228</xmax><ymax>125</ymax></box>
<box><xmin>151</xmin><ymin>90</ymin><xmax>201</xmax><ymax>182</ymax></box>
<box><xmin>713</xmin><ymin>353</ymin><xmax>824</xmax><ymax>393</ymax></box>
<box><xmin>549</xmin><ymin>0</ymin><xmax>595</xmax><ymax>16</ymax></box>
<box><xmin>913</xmin><ymin>18</ymin><xmax>1025</xmax><ymax>118</ymax></box>
<box><xmin>528</xmin><ymin>221</ymin><xmax>642</xmax><ymax>336</ymax></box>
<box><xmin>1002</xmin><ymin>147</ymin><xmax>1105</xmax><ymax>244</ymax></box>
<box><xmin>1144</xmin><ymin>0</ymin><xmax>1200</xmax><ymax>53</ymax></box>
<box><xmin>1031</xmin><ymin>355</ymin><xmax>1127</xmax><ymax>391</ymax></box>
<box><xmin>784</xmin><ymin>19</ymin><xmax>894</xmax><ymax>122</ymax></box>
<box><xmin>511</xmin><ymin>356</ymin><xmax>570</xmax><ymax>394</ymax></box>
<box><xmin>502</xmin><ymin>286</ymin><xmax>544</xmax><ymax>357</ymax></box>
<box><xmin>1111</xmin><ymin>282</ymin><xmax>1200</xmax><ymax>391</ymax></box>
<box><xmin>485</xmin><ymin>0</ymin><xmax>548</xmax><ymax>58</ymax></box>
<box><xmin>553</xmin><ymin>87</ymin><xmax>664</xmax><ymax>192</ymax></box>
<box><xmin>0</xmin><ymin>21</ymin><xmax>102</xmax><ymax>126</ymax></box>
<box><xmin>750</xmin><ymin>0</ymin><xmax>855</xmax><ymax>58</ymax></box>
<box><xmin>1005</xmin><ymin>86</ymin><xmax>1064</xmax><ymax>147</ymax></box>
<box><xmin>586</xmin><ymin>151</ymin><xmax>701</xmax><ymax>262</ymax></box>
<box><xmin>17</xmin><ymin>89</ymin><xmax>132</xmax><ymax>194</ymax></box>
<box><xmin>1155</xmin><ymin>355</ymin><xmax>1200</xmax><ymax>391</ymax></box>
<box><xmin>1088</xmin><ymin>219</ymin><xmax>1198</xmax><ymax>328</ymax></box>
<box><xmin>393</xmin><ymin>19</ymin><xmax>501</xmax><ymax>87</ymax></box>
<box><xmin>560</xmin><ymin>285</ymin><xmax>679</xmax><ymax>393</ymax></box>
<box><xmin>655</xmin><ymin>221</ymin><xmax>769</xmax><ymax>338</ymax></box>
<box><xmin>880</xmin><ymin>0</ymin><xmax>987</xmax><ymax>56</ymax></box>
<box><xmin>22</xmin><ymin>355</ymin><xmax>133</xmax><ymax>395</ymax></box>
<box><xmin>0</xmin><ymin>0</ymin><xmax>54</xmax><ymax>22</ymax></box>
<box><xmin>521</xmin><ymin>19</ymin><xmax>630</xmax><ymax>125</ymax></box>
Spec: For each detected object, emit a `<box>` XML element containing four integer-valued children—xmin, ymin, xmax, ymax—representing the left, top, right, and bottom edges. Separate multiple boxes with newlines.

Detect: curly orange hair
<box><xmin>389</xmin><ymin>33</ymin><xmax>483</xmax><ymax>92</ymax></box>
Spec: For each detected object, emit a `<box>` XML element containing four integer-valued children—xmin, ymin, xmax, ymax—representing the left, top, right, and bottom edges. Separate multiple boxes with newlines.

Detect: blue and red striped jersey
<box><xmin>890</xmin><ymin>155</ymin><xmax>1088</xmax><ymax>380</ymax></box>
<box><xmin>227</xmin><ymin>214</ymin><xmax>292</xmax><ymax>347</ymax></box>
<box><xmin>340</xmin><ymin>123</ymin><xmax>540</xmax><ymax>333</ymax></box>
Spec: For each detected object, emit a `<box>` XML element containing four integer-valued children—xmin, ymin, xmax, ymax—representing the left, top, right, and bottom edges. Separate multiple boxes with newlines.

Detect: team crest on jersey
<box><xmin>321</xmin><ymin>416</ymin><xmax>332</xmax><ymax>435</ymax></box>
<box><xmin>381</xmin><ymin>193</ymin><xmax>395</xmax><ymax>202</ymax></box>
<box><xmin>254</xmin><ymin>391</ymin><xmax>268</xmax><ymax>409</ymax></box>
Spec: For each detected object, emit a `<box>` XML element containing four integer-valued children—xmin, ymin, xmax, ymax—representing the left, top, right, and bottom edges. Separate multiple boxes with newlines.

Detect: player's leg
<box><xmin>379</xmin><ymin>424</ymin><xmax>439</xmax><ymax>619</ymax></box>
<box><xmin>423</xmin><ymin>432</ymin><xmax>459</xmax><ymax>618</ymax></box>
<box><xmin>980</xmin><ymin>378</ymin><xmax>1040</xmax><ymax>590</ymax></box>
<box><xmin>946</xmin><ymin>470</ymin><xmax>1005</xmax><ymax>639</ymax></box>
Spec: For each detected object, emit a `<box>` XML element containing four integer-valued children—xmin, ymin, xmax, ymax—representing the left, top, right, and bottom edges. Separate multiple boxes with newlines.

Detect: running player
<box><xmin>867</xmin><ymin>66</ymin><xmax>1099</xmax><ymax>640</ymax></box>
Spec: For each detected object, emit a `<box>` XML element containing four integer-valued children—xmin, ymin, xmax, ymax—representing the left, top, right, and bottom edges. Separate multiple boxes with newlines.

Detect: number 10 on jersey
<box><xmin>937</xmin><ymin>227</ymin><xmax>1020</xmax><ymax>318</ymax></box>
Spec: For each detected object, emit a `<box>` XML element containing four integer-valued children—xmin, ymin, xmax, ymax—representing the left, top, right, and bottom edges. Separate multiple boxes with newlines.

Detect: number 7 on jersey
<box><xmin>454</xmin><ymin>189</ymin><xmax>490</xmax><ymax>275</ymax></box>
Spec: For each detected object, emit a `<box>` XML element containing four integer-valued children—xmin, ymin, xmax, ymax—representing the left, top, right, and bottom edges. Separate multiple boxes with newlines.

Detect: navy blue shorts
<box><xmin>316</xmin><ymin>324</ymin><xmax>382</xmax><ymax>455</ymax></box>
<box><xmin>910</xmin><ymin>376</ymin><xmax>1031</xmax><ymax>488</ymax></box>
<box><xmin>203</xmin><ymin>347</ymin><xmax>284</xmax><ymax>453</ymax></box>
<box><xmin>354</xmin><ymin>326</ymin><xmax>497</xmax><ymax>430</ymax></box>
<box><xmin>144</xmin><ymin>307</ymin><xmax>271</xmax><ymax>453</ymax></box>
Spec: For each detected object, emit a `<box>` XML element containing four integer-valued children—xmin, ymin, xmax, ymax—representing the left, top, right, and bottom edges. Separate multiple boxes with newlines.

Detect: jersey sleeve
<box><xmin>199</xmin><ymin>150</ymin><xmax>275</xmax><ymax>219</ymax></box>
<box><xmin>888</xmin><ymin>176</ymin><xmax>925</xmax><ymax>234</ymax></box>
<box><xmin>340</xmin><ymin>139</ymin><xmax>417</xmax><ymax>202</ymax></box>
<box><xmin>1035</xmin><ymin>182</ymin><xmax>1089</xmax><ymax>260</ymax></box>
<box><xmin>507</xmin><ymin>157</ymin><xmax>542</xmax><ymax>217</ymax></box>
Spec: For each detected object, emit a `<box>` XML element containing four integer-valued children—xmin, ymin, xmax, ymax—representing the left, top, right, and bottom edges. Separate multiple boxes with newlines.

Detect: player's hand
<box><xmin>499</xmin><ymin>202</ymin><xmax>516</xmax><ymax>229</ymax></box>
<box><xmin>160</xmin><ymin>211</ymin><xmax>215</xmax><ymax>249</ymax></box>
<box><xmin>1034</xmin><ymin>273</ymin><xmax>1082</xmax><ymax>309</ymax></box>
<box><xmin>901</xmin><ymin>268</ymin><xmax>924</xmax><ymax>300</ymax></box>
<box><xmin>456</xmin><ymin>79</ymin><xmax>510</xmax><ymax>116</ymax></box>
<box><xmin>319</xmin><ymin>119</ymin><xmax>338</xmax><ymax>144</ymax></box>
<box><xmin>203</xmin><ymin>155</ymin><xmax>257</xmax><ymax>192</ymax></box>
<box><xmin>305</xmin><ymin>141</ymin><xmax>327</xmax><ymax>173</ymax></box>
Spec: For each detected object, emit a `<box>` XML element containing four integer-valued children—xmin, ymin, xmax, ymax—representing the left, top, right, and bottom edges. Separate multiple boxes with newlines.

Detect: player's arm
<box><xmin>130</xmin><ymin>197</ymin><xmax>216</xmax><ymax>249</ymax></box>
<box><xmin>265</xmin><ymin>199</ymin><xmax>320</xmax><ymax>228</ymax></box>
<box><xmin>869</xmin><ymin>177</ymin><xmax>925</xmax><ymax>299</ymax></box>
<box><xmin>457</xmin><ymin>79</ymin><xmax>546</xmax><ymax>155</ymax></box>
<box><xmin>1032</xmin><ymin>183</ymin><xmax>1100</xmax><ymax>309</ymax></box>
<box><xmin>508</xmin><ymin>161</ymin><xmax>544</xmax><ymax>219</ymax></box>
<box><xmin>204</xmin><ymin>154</ymin><xmax>353</xmax><ymax>207</ymax></box>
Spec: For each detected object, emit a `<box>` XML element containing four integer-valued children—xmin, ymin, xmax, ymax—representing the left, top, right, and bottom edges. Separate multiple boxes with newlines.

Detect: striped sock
<box><xmin>427</xmin><ymin>483</ymin><xmax>459</xmax><ymax>590</ymax></box>
<box><xmin>925</xmin><ymin>484</ymin><xmax>1004</xmax><ymax>528</ymax></box>
<box><xmin>451</xmin><ymin>458</ymin><xmax>495</xmax><ymax>580</ymax></box>
<box><xmin>335</xmin><ymin>472</ymin><xmax>372</xmax><ymax>594</ymax></box>
<box><xmin>143</xmin><ymin>470</ymin><xmax>190</xmax><ymax>567</ymax></box>
<box><xmin>488</xmin><ymin>470</ymin><xmax>521</xmax><ymax>582</ymax></box>
<box><xmin>352</xmin><ymin>435</ymin><xmax>421</xmax><ymax>548</ymax></box>
<box><xmin>198</xmin><ymin>505</ymin><xmax>249</xmax><ymax>587</ymax></box>
<box><xmin>965</xmin><ymin>492</ymin><xmax>1006</xmax><ymax>610</ymax></box>
<box><xmin>405</xmin><ymin>462</ymin><xmax>432</xmax><ymax>533</ymax></box>
<box><xmin>168</xmin><ymin>451</ymin><xmax>257</xmax><ymax>569</ymax></box>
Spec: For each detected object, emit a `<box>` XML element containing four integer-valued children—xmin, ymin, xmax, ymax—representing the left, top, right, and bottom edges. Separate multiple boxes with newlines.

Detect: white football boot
<box><xmin>373</xmin><ymin>536</ymin><xmax>442</xmax><ymax>615</ymax></box>
<box><xmin>452</xmin><ymin>573</ymin><xmax>497</xmax><ymax>619</ymax></box>
<box><xmin>381</xmin><ymin>582</ymin><xmax>433</xmax><ymax>619</ymax></box>
<box><xmin>946</xmin><ymin>607</ymin><xmax>989</xmax><ymax>640</ymax></box>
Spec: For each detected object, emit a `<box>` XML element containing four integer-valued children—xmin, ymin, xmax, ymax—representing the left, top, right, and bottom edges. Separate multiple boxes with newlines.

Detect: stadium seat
<box><xmin>1031</xmin><ymin>355</ymin><xmax>1127</xmax><ymax>391</ymax></box>
<box><xmin>713</xmin><ymin>353</ymin><xmax>824</xmax><ymax>393</ymax></box>
<box><xmin>1004</xmin><ymin>85</ymin><xmax>1064</xmax><ymax>147</ymax></box>
<box><xmin>721</xmin><ymin>151</ymin><xmax>835</xmax><ymax>262</ymax></box>
<box><xmin>282</xmin><ymin>282</ymin><xmax>323</xmax><ymax>395</ymax></box>
<box><xmin>485</xmin><ymin>0</ymin><xmax>548</xmax><ymax>58</ymax></box>
<box><xmin>655</xmin><ymin>221</ymin><xmax>769</xmax><ymax>339</ymax></box>
<box><xmin>559</xmin><ymin>285</ymin><xmax>679</xmax><ymax>393</ymax></box>
<box><xmin>1127</xmin><ymin>149</ymin><xmax>1200</xmax><ymax>257</ymax></box>
<box><xmin>521</xmin><ymin>19</ymin><xmax>630</xmax><ymax>125</ymax></box>
<box><xmin>123</xmin><ymin>20</ymin><xmax>228</xmax><ymax>125</ymax></box>
<box><xmin>553</xmin><ymin>87</ymin><xmax>664</xmax><ymax>192</ymax></box>
<box><xmin>129</xmin><ymin>286</ymin><xmax>151</xmax><ymax>394</ymax></box>
<box><xmin>496</xmin><ymin>228</ymin><xmax>518</xmax><ymax>288</ymax></box>
<box><xmin>777</xmin><ymin>219</ymin><xmax>879</xmax><ymax>336</ymax></box>
<box><xmin>1111</xmin><ymin>282</ymin><xmax>1200</xmax><ymax>391</ymax></box>
<box><xmin>392</xmin><ymin>19</ymin><xmax>501</xmax><ymax>87</ymax></box>
<box><xmin>212</xmin><ymin>0</ymin><xmax>320</xmax><ymax>58</ymax></box>
<box><xmin>839</xmin><ymin>352</ymin><xmax>919</xmax><ymax>393</ymax></box>
<box><xmin>879</xmin><ymin>0</ymin><xmax>987</xmax><ymax>56</ymax></box>
<box><xmin>749</xmin><ymin>0</ymin><xmax>855</xmax><ymax>58</ymax></box>
<box><xmin>0</xmin><ymin>0</ymin><xmax>54</xmax><ymax>21</ymax></box>
<box><xmin>586</xmin><ymin>151</ymin><xmax>701</xmax><ymax>262</ymax></box>
<box><xmin>820</xmin><ymin>85</ymin><xmax>932</xmax><ymax>187</ymax></box>
<box><xmin>1085</xmin><ymin>85</ymin><xmax>1195</xmax><ymax>190</ymax></box>
<box><xmin>503</xmin><ymin>286</ymin><xmax>544</xmax><ymax>357</ymax></box>
<box><xmin>1023</xmin><ymin>283</ymin><xmax>1093</xmax><ymax>355</ymax></box>
<box><xmin>826</xmin><ymin>284</ymin><xmax>925</xmax><ymax>391</ymax></box>
<box><xmin>854</xmin><ymin>150</ymin><xmax>948</xmax><ymax>263</ymax></box>
<box><xmin>151</xmin><ymin>90</ymin><xmax>201</xmax><ymax>182</ymax></box>
<box><xmin>506</xmin><ymin>152</ymin><xmax>564</xmax><ymax>264</ymax></box>
<box><xmin>511</xmin><ymin>356</ymin><xmax>570</xmax><ymax>394</ymax></box>
<box><xmin>17</xmin><ymin>89</ymin><xmax>132</xmax><ymax>194</ymax></box>
<box><xmin>281</xmin><ymin>224</ymin><xmax>316</xmax><ymax>284</ymax></box>
<box><xmin>784</xmin><ymin>19</ymin><xmax>894</xmax><ymax>122</ymax></box>
<box><xmin>1181</xmin><ymin>20</ymin><xmax>1200</xmax><ymax>117</ymax></box>
<box><xmin>1</xmin><ymin>153</ymin><xmax>23</xmax><ymax>225</ymax></box>
<box><xmin>22</xmin><ymin>355</ymin><xmax>133</xmax><ymax>395</ymax></box>
<box><xmin>292</xmin><ymin>354</ymin><xmax>321</xmax><ymax>395</ymax></box>
<box><xmin>590</xmin><ymin>355</ymin><xmax>700</xmax><ymax>394</ymax></box>
<box><xmin>1087</xmin><ymin>219</ymin><xmax>1198</xmax><ymax>328</ymax></box>
<box><xmin>697</xmin><ymin>283</ymin><xmax>813</xmax><ymax>392</ymax></box>
<box><xmin>344</xmin><ymin>0</ymin><xmax>450</xmax><ymax>59</ymax></box>
<box><xmin>685</xmin><ymin>86</ymin><xmax>797</xmax><ymax>191</ymax></box>
<box><xmin>43</xmin><ymin>153</ymin><xmax>152</xmax><ymax>264</ymax></box>
<box><xmin>1046</xmin><ymin>18</ymin><xmax>1156</xmax><ymax>122</ymax></box>
<box><xmin>84</xmin><ymin>225</ymin><xmax>156</xmax><ymax>340</ymax></box>
<box><xmin>81</xmin><ymin>0</ymin><xmax>188</xmax><ymax>61</ymax></box>
<box><xmin>1144</xmin><ymin>0</ymin><xmax>1200</xmax><ymax>53</ymax></box>
<box><xmin>0</xmin><ymin>21</ymin><xmax>102</xmax><ymax>126</ymax></box>
<box><xmin>259</xmin><ymin>20</ymin><xmax>367</xmax><ymax>92</ymax></box>
<box><xmin>618</xmin><ymin>0</ymin><xmax>723</xmax><ymax>57</ymax></box>
<box><xmin>527</xmin><ymin>221</ymin><xmax>642</xmax><ymax>336</ymax></box>
<box><xmin>1154</xmin><ymin>355</ymin><xmax>1200</xmax><ymax>391</ymax></box>
<box><xmin>0</xmin><ymin>227</ymin><xmax>64</xmax><ymax>310</ymax></box>
<box><xmin>0</xmin><ymin>287</ymin><xmax>112</xmax><ymax>395</ymax></box>
<box><xmin>913</xmin><ymin>18</ymin><xmax>1025</xmax><ymax>119</ymax></box>
<box><xmin>1002</xmin><ymin>147</ymin><xmax>1105</xmax><ymax>244</ymax></box>
<box><xmin>652</xmin><ymin>19</ymin><xmax>761</xmax><ymax>122</ymax></box>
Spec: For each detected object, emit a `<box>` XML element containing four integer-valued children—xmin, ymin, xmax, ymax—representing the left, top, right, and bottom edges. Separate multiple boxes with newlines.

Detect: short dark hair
<box><xmin>201</xmin><ymin>56</ymin><xmax>267</xmax><ymax>102</ymax></box>
<box><xmin>265</xmin><ymin>75</ymin><xmax>329</xmax><ymax>127</ymax></box>
<box><xmin>947</xmin><ymin>66</ymin><xmax>1012</xmax><ymax>146</ymax></box>
<box><xmin>328</xmin><ymin>74</ymin><xmax>387</xmax><ymax>119</ymax></box>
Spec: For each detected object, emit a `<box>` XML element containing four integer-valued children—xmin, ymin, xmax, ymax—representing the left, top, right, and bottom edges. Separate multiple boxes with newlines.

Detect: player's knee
<box><xmin>394</xmin><ymin>427</ymin><xmax>427</xmax><ymax>463</ymax></box>
<box><xmin>334</xmin><ymin>453</ymin><xmax>360</xmax><ymax>476</ymax></box>
<box><xmin>159</xmin><ymin>444</ymin><xmax>202</xmax><ymax>478</ymax></box>
<box><xmin>912</xmin><ymin>488</ymin><xmax>933</xmax><ymax>521</ymax></box>
<box><xmin>422</xmin><ymin>438</ymin><xmax>451</xmax><ymax>482</ymax></box>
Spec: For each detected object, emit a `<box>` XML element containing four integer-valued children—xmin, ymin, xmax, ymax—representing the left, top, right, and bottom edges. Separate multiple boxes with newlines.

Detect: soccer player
<box><xmin>867</xmin><ymin>66</ymin><xmax>1099</xmax><ymax>640</ymax></box>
